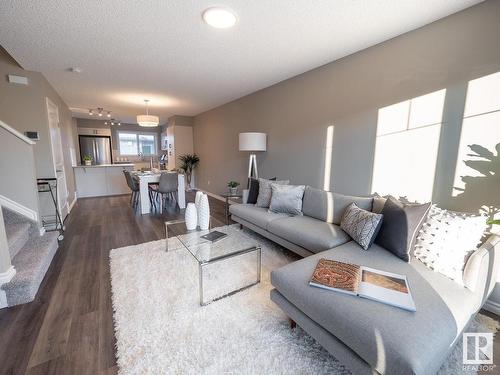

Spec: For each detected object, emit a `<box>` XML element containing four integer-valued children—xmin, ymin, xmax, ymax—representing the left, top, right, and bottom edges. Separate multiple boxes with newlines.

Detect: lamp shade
<box><xmin>239</xmin><ymin>132</ymin><xmax>267</xmax><ymax>152</ymax></box>
<box><xmin>137</xmin><ymin>114</ymin><xmax>159</xmax><ymax>127</ymax></box>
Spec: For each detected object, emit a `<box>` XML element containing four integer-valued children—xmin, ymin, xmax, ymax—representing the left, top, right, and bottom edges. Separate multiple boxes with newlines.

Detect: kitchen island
<box><xmin>73</xmin><ymin>164</ymin><xmax>135</xmax><ymax>198</ymax></box>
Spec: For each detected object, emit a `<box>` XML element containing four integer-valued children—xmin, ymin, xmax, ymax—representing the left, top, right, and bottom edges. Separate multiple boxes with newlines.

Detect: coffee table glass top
<box><xmin>176</xmin><ymin>228</ymin><xmax>258</xmax><ymax>263</ymax></box>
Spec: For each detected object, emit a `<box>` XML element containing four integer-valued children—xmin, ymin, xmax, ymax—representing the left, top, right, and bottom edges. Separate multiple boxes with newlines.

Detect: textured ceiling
<box><xmin>0</xmin><ymin>0</ymin><xmax>481</xmax><ymax>123</ymax></box>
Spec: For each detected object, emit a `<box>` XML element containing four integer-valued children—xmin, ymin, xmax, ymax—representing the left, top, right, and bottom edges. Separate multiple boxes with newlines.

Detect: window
<box><xmin>118</xmin><ymin>132</ymin><xmax>157</xmax><ymax>156</ymax></box>
<box><xmin>371</xmin><ymin>89</ymin><xmax>446</xmax><ymax>202</ymax></box>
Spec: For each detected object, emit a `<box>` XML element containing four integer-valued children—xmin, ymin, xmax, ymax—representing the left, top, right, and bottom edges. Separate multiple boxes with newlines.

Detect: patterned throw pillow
<box><xmin>414</xmin><ymin>205</ymin><xmax>487</xmax><ymax>285</ymax></box>
<box><xmin>255</xmin><ymin>178</ymin><xmax>289</xmax><ymax>208</ymax></box>
<box><xmin>269</xmin><ymin>184</ymin><xmax>305</xmax><ymax>216</ymax></box>
<box><xmin>340</xmin><ymin>203</ymin><xmax>383</xmax><ymax>250</ymax></box>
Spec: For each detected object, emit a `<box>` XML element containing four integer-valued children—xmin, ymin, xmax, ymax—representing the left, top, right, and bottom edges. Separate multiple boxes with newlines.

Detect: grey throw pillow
<box><xmin>340</xmin><ymin>203</ymin><xmax>383</xmax><ymax>250</ymax></box>
<box><xmin>375</xmin><ymin>196</ymin><xmax>431</xmax><ymax>262</ymax></box>
<box><xmin>256</xmin><ymin>178</ymin><xmax>289</xmax><ymax>208</ymax></box>
<box><xmin>269</xmin><ymin>184</ymin><xmax>306</xmax><ymax>216</ymax></box>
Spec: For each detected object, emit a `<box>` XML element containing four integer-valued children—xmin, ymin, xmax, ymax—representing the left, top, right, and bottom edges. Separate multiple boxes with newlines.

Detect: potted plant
<box><xmin>178</xmin><ymin>154</ymin><xmax>200</xmax><ymax>190</ymax></box>
<box><xmin>83</xmin><ymin>154</ymin><xmax>93</xmax><ymax>166</ymax></box>
<box><xmin>227</xmin><ymin>181</ymin><xmax>240</xmax><ymax>195</ymax></box>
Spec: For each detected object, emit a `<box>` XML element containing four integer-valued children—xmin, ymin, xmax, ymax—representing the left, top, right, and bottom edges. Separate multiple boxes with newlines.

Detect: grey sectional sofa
<box><xmin>229</xmin><ymin>186</ymin><xmax>500</xmax><ymax>375</ymax></box>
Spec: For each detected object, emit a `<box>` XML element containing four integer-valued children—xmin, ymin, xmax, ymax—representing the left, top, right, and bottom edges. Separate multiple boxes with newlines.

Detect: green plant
<box><xmin>227</xmin><ymin>181</ymin><xmax>240</xmax><ymax>188</ymax></box>
<box><xmin>83</xmin><ymin>154</ymin><xmax>93</xmax><ymax>161</ymax></box>
<box><xmin>487</xmin><ymin>219</ymin><xmax>500</xmax><ymax>225</ymax></box>
<box><xmin>178</xmin><ymin>153</ymin><xmax>200</xmax><ymax>187</ymax></box>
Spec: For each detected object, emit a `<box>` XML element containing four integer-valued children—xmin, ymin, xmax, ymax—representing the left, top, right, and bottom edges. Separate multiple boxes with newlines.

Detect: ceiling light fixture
<box><xmin>97</xmin><ymin>107</ymin><xmax>103</xmax><ymax>117</ymax></box>
<box><xmin>137</xmin><ymin>100</ymin><xmax>159</xmax><ymax>127</ymax></box>
<box><xmin>202</xmin><ymin>7</ymin><xmax>237</xmax><ymax>29</ymax></box>
<box><xmin>89</xmin><ymin>109</ymin><xmax>93</xmax><ymax>115</ymax></box>
<box><xmin>105</xmin><ymin>118</ymin><xmax>121</xmax><ymax>126</ymax></box>
<box><xmin>107</xmin><ymin>111</ymin><xmax>111</xmax><ymax>118</ymax></box>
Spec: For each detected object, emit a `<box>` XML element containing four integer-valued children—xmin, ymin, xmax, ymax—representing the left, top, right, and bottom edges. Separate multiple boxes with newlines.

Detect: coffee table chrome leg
<box><xmin>199</xmin><ymin>262</ymin><xmax>204</xmax><ymax>306</ymax></box>
<box><xmin>257</xmin><ymin>246</ymin><xmax>261</xmax><ymax>283</ymax></box>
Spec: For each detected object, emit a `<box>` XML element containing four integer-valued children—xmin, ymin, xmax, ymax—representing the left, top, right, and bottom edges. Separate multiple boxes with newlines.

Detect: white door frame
<box><xmin>46</xmin><ymin>98</ymin><xmax>69</xmax><ymax>220</ymax></box>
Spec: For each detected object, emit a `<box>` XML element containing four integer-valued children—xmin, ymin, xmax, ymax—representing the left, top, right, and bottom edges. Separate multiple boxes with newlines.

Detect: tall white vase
<box><xmin>198</xmin><ymin>194</ymin><xmax>210</xmax><ymax>230</ymax></box>
<box><xmin>185</xmin><ymin>203</ymin><xmax>198</xmax><ymax>231</ymax></box>
<box><xmin>195</xmin><ymin>191</ymin><xmax>203</xmax><ymax>212</ymax></box>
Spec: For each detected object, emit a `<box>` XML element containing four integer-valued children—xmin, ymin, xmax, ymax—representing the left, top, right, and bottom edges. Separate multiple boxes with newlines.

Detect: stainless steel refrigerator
<box><xmin>79</xmin><ymin>135</ymin><xmax>112</xmax><ymax>165</ymax></box>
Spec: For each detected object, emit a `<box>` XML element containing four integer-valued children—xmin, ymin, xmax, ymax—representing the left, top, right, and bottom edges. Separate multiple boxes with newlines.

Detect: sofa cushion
<box><xmin>333</xmin><ymin>193</ymin><xmax>373</xmax><ymax>225</ymax></box>
<box><xmin>247</xmin><ymin>177</ymin><xmax>276</xmax><ymax>204</ymax></box>
<box><xmin>340</xmin><ymin>203</ymin><xmax>383</xmax><ymax>250</ymax></box>
<box><xmin>271</xmin><ymin>241</ymin><xmax>482</xmax><ymax>375</ymax></box>
<box><xmin>375</xmin><ymin>196</ymin><xmax>431</xmax><ymax>262</ymax></box>
<box><xmin>256</xmin><ymin>178</ymin><xmax>289</xmax><ymax>208</ymax></box>
<box><xmin>267</xmin><ymin>215</ymin><xmax>350</xmax><ymax>253</ymax></box>
<box><xmin>269</xmin><ymin>184</ymin><xmax>305</xmax><ymax>216</ymax></box>
<box><xmin>302</xmin><ymin>186</ymin><xmax>334</xmax><ymax>223</ymax></box>
<box><xmin>229</xmin><ymin>204</ymin><xmax>287</xmax><ymax>230</ymax></box>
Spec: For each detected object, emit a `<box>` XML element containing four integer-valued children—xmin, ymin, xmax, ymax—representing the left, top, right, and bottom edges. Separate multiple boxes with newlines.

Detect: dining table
<box><xmin>131</xmin><ymin>170</ymin><xmax>186</xmax><ymax>214</ymax></box>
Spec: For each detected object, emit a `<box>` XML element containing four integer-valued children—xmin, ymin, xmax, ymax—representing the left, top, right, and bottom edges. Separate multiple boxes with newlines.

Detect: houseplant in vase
<box><xmin>227</xmin><ymin>181</ymin><xmax>240</xmax><ymax>195</ymax></box>
<box><xmin>178</xmin><ymin>154</ymin><xmax>200</xmax><ymax>191</ymax></box>
<box><xmin>83</xmin><ymin>154</ymin><xmax>93</xmax><ymax>166</ymax></box>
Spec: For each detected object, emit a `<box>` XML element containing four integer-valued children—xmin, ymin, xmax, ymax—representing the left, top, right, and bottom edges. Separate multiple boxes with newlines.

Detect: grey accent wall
<box><xmin>0</xmin><ymin>47</ymin><xmax>78</xmax><ymax>210</ymax></box>
<box><xmin>193</xmin><ymin>0</ymin><xmax>500</xmax><ymax>308</ymax></box>
<box><xmin>193</xmin><ymin>0</ymin><xmax>500</xmax><ymax>201</ymax></box>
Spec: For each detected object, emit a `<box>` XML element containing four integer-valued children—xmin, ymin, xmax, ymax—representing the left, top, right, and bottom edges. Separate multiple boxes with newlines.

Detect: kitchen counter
<box><xmin>74</xmin><ymin>164</ymin><xmax>134</xmax><ymax>197</ymax></box>
<box><xmin>73</xmin><ymin>163</ymin><xmax>135</xmax><ymax>168</ymax></box>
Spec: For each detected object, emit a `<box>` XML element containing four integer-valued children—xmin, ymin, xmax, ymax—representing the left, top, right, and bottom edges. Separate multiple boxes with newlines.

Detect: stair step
<box><xmin>5</xmin><ymin>222</ymin><xmax>31</xmax><ymax>259</ymax></box>
<box><xmin>1</xmin><ymin>231</ymin><xmax>59</xmax><ymax>307</ymax></box>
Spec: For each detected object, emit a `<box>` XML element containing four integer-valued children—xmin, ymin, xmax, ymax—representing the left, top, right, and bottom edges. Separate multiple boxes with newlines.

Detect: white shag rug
<box><xmin>110</xmin><ymin>226</ymin><xmax>499</xmax><ymax>374</ymax></box>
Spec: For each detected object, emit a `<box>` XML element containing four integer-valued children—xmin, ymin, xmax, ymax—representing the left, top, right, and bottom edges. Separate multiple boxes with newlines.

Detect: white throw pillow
<box><xmin>414</xmin><ymin>205</ymin><xmax>487</xmax><ymax>285</ymax></box>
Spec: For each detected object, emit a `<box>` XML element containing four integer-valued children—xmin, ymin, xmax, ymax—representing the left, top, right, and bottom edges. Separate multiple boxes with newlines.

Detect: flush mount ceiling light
<box><xmin>202</xmin><ymin>7</ymin><xmax>237</xmax><ymax>29</ymax></box>
<box><xmin>137</xmin><ymin>99</ymin><xmax>159</xmax><ymax>127</ymax></box>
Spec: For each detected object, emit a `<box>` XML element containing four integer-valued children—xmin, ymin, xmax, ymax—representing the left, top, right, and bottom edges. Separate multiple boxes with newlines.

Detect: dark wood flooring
<box><xmin>1</xmin><ymin>192</ymin><xmax>499</xmax><ymax>374</ymax></box>
<box><xmin>0</xmin><ymin>192</ymin><xmax>226</xmax><ymax>375</ymax></box>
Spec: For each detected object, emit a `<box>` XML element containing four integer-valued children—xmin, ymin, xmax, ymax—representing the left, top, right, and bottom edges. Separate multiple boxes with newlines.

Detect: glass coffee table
<box><xmin>165</xmin><ymin>220</ymin><xmax>261</xmax><ymax>306</ymax></box>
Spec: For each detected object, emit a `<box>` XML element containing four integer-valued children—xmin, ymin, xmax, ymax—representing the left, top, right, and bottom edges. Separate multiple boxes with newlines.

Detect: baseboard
<box><xmin>483</xmin><ymin>299</ymin><xmax>500</xmax><ymax>316</ymax></box>
<box><xmin>0</xmin><ymin>266</ymin><xmax>16</xmax><ymax>285</ymax></box>
<box><xmin>0</xmin><ymin>194</ymin><xmax>38</xmax><ymax>222</ymax></box>
<box><xmin>68</xmin><ymin>195</ymin><xmax>77</xmax><ymax>213</ymax></box>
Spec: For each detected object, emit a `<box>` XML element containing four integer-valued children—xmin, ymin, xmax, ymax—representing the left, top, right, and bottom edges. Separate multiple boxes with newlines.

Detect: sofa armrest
<box><xmin>463</xmin><ymin>235</ymin><xmax>500</xmax><ymax>300</ymax></box>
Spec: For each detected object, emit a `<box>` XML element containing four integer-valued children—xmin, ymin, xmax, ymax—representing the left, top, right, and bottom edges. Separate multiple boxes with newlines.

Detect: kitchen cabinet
<box><xmin>78</xmin><ymin>127</ymin><xmax>112</xmax><ymax>136</ymax></box>
<box><xmin>74</xmin><ymin>164</ymin><xmax>134</xmax><ymax>197</ymax></box>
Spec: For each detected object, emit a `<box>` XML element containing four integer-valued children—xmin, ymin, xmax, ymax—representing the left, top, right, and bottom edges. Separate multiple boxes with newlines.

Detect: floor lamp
<box><xmin>239</xmin><ymin>132</ymin><xmax>267</xmax><ymax>186</ymax></box>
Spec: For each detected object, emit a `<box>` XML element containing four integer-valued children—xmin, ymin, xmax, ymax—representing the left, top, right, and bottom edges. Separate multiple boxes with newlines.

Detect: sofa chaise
<box><xmin>229</xmin><ymin>186</ymin><xmax>500</xmax><ymax>374</ymax></box>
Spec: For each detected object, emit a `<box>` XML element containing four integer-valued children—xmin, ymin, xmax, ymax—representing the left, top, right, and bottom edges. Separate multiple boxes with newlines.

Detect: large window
<box><xmin>118</xmin><ymin>132</ymin><xmax>157</xmax><ymax>156</ymax></box>
<box><xmin>371</xmin><ymin>89</ymin><xmax>446</xmax><ymax>202</ymax></box>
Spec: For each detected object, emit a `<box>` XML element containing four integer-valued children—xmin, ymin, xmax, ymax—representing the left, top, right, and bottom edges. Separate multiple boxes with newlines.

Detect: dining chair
<box><xmin>151</xmin><ymin>173</ymin><xmax>178</xmax><ymax>211</ymax></box>
<box><xmin>123</xmin><ymin>170</ymin><xmax>140</xmax><ymax>209</ymax></box>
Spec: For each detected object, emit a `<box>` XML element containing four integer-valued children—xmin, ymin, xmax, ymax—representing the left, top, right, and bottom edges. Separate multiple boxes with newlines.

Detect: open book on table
<box><xmin>309</xmin><ymin>258</ymin><xmax>416</xmax><ymax>312</ymax></box>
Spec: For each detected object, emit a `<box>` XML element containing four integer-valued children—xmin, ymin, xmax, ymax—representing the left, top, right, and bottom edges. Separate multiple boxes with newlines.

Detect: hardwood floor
<box><xmin>0</xmin><ymin>192</ymin><xmax>226</xmax><ymax>375</ymax></box>
<box><xmin>1</xmin><ymin>192</ymin><xmax>499</xmax><ymax>374</ymax></box>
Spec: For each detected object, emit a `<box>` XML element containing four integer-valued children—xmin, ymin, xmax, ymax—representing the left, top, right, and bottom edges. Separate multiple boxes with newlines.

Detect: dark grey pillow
<box><xmin>375</xmin><ymin>196</ymin><xmax>431</xmax><ymax>262</ymax></box>
<box><xmin>269</xmin><ymin>184</ymin><xmax>306</xmax><ymax>216</ymax></box>
<box><xmin>247</xmin><ymin>177</ymin><xmax>276</xmax><ymax>204</ymax></box>
<box><xmin>341</xmin><ymin>203</ymin><xmax>383</xmax><ymax>250</ymax></box>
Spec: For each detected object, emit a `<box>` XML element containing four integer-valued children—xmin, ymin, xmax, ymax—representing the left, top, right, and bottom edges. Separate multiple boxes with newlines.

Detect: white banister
<box><xmin>0</xmin><ymin>120</ymin><xmax>35</xmax><ymax>145</ymax></box>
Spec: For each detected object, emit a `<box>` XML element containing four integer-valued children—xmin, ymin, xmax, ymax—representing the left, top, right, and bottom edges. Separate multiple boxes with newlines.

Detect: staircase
<box><xmin>1</xmin><ymin>207</ymin><xmax>59</xmax><ymax>307</ymax></box>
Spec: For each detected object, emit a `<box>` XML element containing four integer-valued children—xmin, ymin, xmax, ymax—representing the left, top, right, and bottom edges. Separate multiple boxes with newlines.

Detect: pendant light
<box><xmin>137</xmin><ymin>99</ymin><xmax>159</xmax><ymax>127</ymax></box>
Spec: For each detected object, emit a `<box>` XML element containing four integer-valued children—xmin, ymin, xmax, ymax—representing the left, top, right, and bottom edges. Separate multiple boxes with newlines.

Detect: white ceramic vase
<box><xmin>195</xmin><ymin>191</ymin><xmax>204</xmax><ymax>212</ymax></box>
<box><xmin>198</xmin><ymin>194</ymin><xmax>210</xmax><ymax>230</ymax></box>
<box><xmin>185</xmin><ymin>202</ymin><xmax>198</xmax><ymax>231</ymax></box>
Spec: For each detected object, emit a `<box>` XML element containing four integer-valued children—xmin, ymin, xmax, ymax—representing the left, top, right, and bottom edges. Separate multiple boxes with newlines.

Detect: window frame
<box><xmin>118</xmin><ymin>131</ymin><xmax>157</xmax><ymax>156</ymax></box>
